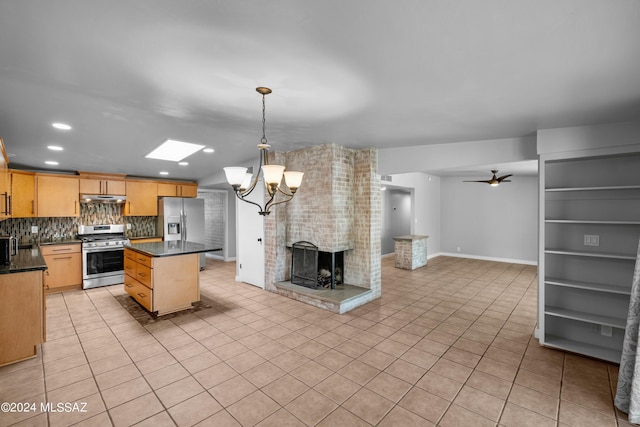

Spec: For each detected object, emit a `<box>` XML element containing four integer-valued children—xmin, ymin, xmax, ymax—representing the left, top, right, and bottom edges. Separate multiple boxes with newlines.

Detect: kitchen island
<box><xmin>0</xmin><ymin>246</ymin><xmax>47</xmax><ymax>366</ymax></box>
<box><xmin>124</xmin><ymin>241</ymin><xmax>220</xmax><ymax>315</ymax></box>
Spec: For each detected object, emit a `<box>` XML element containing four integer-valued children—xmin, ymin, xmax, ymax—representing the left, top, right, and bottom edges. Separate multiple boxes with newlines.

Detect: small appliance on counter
<box><xmin>0</xmin><ymin>235</ymin><xmax>18</xmax><ymax>265</ymax></box>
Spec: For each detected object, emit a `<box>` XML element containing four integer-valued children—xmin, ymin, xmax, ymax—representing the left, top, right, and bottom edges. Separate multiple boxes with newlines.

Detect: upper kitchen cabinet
<box><xmin>125</xmin><ymin>179</ymin><xmax>157</xmax><ymax>216</ymax></box>
<box><xmin>78</xmin><ymin>172</ymin><xmax>126</xmax><ymax>196</ymax></box>
<box><xmin>157</xmin><ymin>182</ymin><xmax>198</xmax><ymax>198</ymax></box>
<box><xmin>0</xmin><ymin>138</ymin><xmax>9</xmax><ymax>220</ymax></box>
<box><xmin>36</xmin><ymin>174</ymin><xmax>80</xmax><ymax>217</ymax></box>
<box><xmin>10</xmin><ymin>170</ymin><xmax>36</xmax><ymax>218</ymax></box>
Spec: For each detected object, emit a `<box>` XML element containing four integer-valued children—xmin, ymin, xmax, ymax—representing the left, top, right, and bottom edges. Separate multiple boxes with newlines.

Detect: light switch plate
<box><xmin>31</xmin><ymin>225</ymin><xmax>38</xmax><ymax>234</ymax></box>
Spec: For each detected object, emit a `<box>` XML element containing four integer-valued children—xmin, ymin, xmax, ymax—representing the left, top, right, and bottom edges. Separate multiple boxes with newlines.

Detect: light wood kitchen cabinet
<box><xmin>0</xmin><ymin>270</ymin><xmax>44</xmax><ymax>366</ymax></box>
<box><xmin>157</xmin><ymin>182</ymin><xmax>198</xmax><ymax>198</ymax></box>
<box><xmin>41</xmin><ymin>243</ymin><xmax>82</xmax><ymax>292</ymax></box>
<box><xmin>124</xmin><ymin>248</ymin><xmax>199</xmax><ymax>315</ymax></box>
<box><xmin>124</xmin><ymin>180</ymin><xmax>158</xmax><ymax>216</ymax></box>
<box><xmin>36</xmin><ymin>174</ymin><xmax>79</xmax><ymax>217</ymax></box>
<box><xmin>79</xmin><ymin>172</ymin><xmax>126</xmax><ymax>195</ymax></box>
<box><xmin>0</xmin><ymin>137</ymin><xmax>9</xmax><ymax>221</ymax></box>
<box><xmin>10</xmin><ymin>170</ymin><xmax>36</xmax><ymax>218</ymax></box>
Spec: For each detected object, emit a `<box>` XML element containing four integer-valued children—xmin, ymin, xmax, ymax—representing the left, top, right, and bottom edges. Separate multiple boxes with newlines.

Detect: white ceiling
<box><xmin>1</xmin><ymin>1</ymin><xmax>639</xmax><ymax>183</ymax></box>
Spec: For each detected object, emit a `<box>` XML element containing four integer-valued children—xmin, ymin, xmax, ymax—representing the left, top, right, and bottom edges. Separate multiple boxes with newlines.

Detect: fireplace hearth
<box><xmin>291</xmin><ymin>241</ymin><xmax>344</xmax><ymax>289</ymax></box>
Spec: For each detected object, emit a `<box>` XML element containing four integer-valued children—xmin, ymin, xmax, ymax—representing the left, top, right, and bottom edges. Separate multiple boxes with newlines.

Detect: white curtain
<box><xmin>615</xmin><ymin>238</ymin><xmax>640</xmax><ymax>423</ymax></box>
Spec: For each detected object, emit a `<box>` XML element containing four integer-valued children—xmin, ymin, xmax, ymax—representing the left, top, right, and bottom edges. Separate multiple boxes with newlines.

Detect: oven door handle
<box><xmin>82</xmin><ymin>246</ymin><xmax>125</xmax><ymax>253</ymax></box>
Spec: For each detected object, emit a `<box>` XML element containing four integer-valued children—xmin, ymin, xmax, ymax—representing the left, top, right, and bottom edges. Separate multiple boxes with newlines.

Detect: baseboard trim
<box><xmin>436</xmin><ymin>252</ymin><xmax>538</xmax><ymax>266</ymax></box>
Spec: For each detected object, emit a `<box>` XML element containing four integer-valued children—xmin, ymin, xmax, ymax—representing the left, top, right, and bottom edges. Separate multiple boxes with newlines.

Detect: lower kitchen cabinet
<box><xmin>124</xmin><ymin>248</ymin><xmax>199</xmax><ymax>315</ymax></box>
<box><xmin>41</xmin><ymin>243</ymin><xmax>82</xmax><ymax>292</ymax></box>
<box><xmin>0</xmin><ymin>270</ymin><xmax>44</xmax><ymax>366</ymax></box>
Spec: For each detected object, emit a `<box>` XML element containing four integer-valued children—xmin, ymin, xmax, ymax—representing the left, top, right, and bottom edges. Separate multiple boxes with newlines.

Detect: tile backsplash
<box><xmin>0</xmin><ymin>203</ymin><xmax>157</xmax><ymax>242</ymax></box>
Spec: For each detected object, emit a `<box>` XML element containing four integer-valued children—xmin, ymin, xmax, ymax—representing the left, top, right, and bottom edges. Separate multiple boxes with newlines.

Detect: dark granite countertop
<box><xmin>0</xmin><ymin>246</ymin><xmax>48</xmax><ymax>275</ymax></box>
<box><xmin>38</xmin><ymin>239</ymin><xmax>82</xmax><ymax>246</ymax></box>
<box><xmin>126</xmin><ymin>240</ymin><xmax>222</xmax><ymax>257</ymax></box>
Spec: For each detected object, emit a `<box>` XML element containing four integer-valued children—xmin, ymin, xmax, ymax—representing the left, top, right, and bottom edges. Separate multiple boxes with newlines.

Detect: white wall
<box><xmin>440</xmin><ymin>175</ymin><xmax>538</xmax><ymax>264</ymax></box>
<box><xmin>381</xmin><ymin>189</ymin><xmax>412</xmax><ymax>255</ymax></box>
<box><xmin>537</xmin><ymin>122</ymin><xmax>640</xmax><ymax>155</ymax></box>
<box><xmin>379</xmin><ymin>136</ymin><xmax>537</xmax><ymax>176</ymax></box>
<box><xmin>385</xmin><ymin>172</ymin><xmax>441</xmax><ymax>256</ymax></box>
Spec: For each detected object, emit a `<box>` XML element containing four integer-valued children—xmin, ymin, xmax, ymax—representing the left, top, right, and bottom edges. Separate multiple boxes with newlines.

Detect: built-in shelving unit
<box><xmin>539</xmin><ymin>152</ymin><xmax>640</xmax><ymax>363</ymax></box>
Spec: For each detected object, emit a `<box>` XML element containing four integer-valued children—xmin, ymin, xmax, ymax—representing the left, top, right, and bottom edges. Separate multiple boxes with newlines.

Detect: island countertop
<box><xmin>0</xmin><ymin>246</ymin><xmax>48</xmax><ymax>275</ymax></box>
<box><xmin>126</xmin><ymin>240</ymin><xmax>222</xmax><ymax>257</ymax></box>
<box><xmin>393</xmin><ymin>235</ymin><xmax>429</xmax><ymax>241</ymax></box>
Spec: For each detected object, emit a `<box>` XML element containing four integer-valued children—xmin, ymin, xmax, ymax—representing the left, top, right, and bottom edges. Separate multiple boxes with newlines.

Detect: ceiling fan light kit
<box><xmin>223</xmin><ymin>87</ymin><xmax>304</xmax><ymax>216</ymax></box>
<box><xmin>463</xmin><ymin>170</ymin><xmax>512</xmax><ymax>186</ymax></box>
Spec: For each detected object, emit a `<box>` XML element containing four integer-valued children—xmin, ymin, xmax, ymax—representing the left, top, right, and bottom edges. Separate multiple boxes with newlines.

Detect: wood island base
<box><xmin>124</xmin><ymin>248</ymin><xmax>200</xmax><ymax>315</ymax></box>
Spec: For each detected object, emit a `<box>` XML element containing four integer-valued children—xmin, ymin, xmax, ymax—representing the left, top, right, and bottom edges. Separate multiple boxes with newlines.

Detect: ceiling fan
<box><xmin>464</xmin><ymin>170</ymin><xmax>512</xmax><ymax>186</ymax></box>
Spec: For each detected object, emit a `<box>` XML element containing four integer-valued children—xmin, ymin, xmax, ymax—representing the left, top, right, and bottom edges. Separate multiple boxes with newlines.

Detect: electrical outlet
<box><xmin>600</xmin><ymin>325</ymin><xmax>613</xmax><ymax>337</ymax></box>
<box><xmin>584</xmin><ymin>235</ymin><xmax>600</xmax><ymax>246</ymax></box>
<box><xmin>31</xmin><ymin>225</ymin><xmax>38</xmax><ymax>234</ymax></box>
<box><xmin>456</xmin><ymin>246</ymin><xmax>461</xmax><ymax>252</ymax></box>
<box><xmin>126</xmin><ymin>223</ymin><xmax>132</xmax><ymax>230</ymax></box>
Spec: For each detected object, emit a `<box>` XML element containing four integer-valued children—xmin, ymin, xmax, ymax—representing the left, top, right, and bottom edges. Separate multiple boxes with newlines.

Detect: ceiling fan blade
<box><xmin>497</xmin><ymin>174</ymin><xmax>513</xmax><ymax>182</ymax></box>
<box><xmin>501</xmin><ymin>179</ymin><xmax>511</xmax><ymax>182</ymax></box>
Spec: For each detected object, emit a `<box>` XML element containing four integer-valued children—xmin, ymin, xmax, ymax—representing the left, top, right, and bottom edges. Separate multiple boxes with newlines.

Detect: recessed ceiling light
<box><xmin>159</xmin><ymin>171</ymin><xmax>169</xmax><ymax>176</ymax></box>
<box><xmin>203</xmin><ymin>148</ymin><xmax>214</xmax><ymax>153</ymax></box>
<box><xmin>178</xmin><ymin>162</ymin><xmax>189</xmax><ymax>166</ymax></box>
<box><xmin>52</xmin><ymin>123</ymin><xmax>72</xmax><ymax>130</ymax></box>
<box><xmin>47</xmin><ymin>145</ymin><xmax>64</xmax><ymax>151</ymax></box>
<box><xmin>146</xmin><ymin>139</ymin><xmax>204</xmax><ymax>162</ymax></box>
<box><xmin>45</xmin><ymin>161</ymin><xmax>59</xmax><ymax>165</ymax></box>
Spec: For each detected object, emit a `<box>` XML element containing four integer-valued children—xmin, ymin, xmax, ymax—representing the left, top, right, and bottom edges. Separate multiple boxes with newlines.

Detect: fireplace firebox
<box><xmin>291</xmin><ymin>241</ymin><xmax>344</xmax><ymax>289</ymax></box>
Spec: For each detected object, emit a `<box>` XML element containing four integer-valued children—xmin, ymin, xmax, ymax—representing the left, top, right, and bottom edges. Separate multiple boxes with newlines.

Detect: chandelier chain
<box><xmin>261</xmin><ymin>93</ymin><xmax>267</xmax><ymax>145</ymax></box>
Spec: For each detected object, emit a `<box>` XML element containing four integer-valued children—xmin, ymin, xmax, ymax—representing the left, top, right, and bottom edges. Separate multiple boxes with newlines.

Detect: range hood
<box><xmin>81</xmin><ymin>194</ymin><xmax>126</xmax><ymax>203</ymax></box>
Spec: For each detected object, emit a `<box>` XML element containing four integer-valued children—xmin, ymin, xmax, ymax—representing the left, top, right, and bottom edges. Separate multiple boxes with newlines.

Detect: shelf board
<box><xmin>545</xmin><ymin>277</ymin><xmax>631</xmax><ymax>295</ymax></box>
<box><xmin>545</xmin><ymin>219</ymin><xmax>640</xmax><ymax>225</ymax></box>
<box><xmin>545</xmin><ymin>306</ymin><xmax>627</xmax><ymax>329</ymax></box>
<box><xmin>543</xmin><ymin>335</ymin><xmax>621</xmax><ymax>364</ymax></box>
<box><xmin>545</xmin><ymin>248</ymin><xmax>637</xmax><ymax>260</ymax></box>
<box><xmin>546</xmin><ymin>185</ymin><xmax>640</xmax><ymax>192</ymax></box>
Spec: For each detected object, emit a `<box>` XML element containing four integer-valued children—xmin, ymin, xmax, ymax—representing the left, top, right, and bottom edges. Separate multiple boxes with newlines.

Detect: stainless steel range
<box><xmin>78</xmin><ymin>224</ymin><xmax>130</xmax><ymax>289</ymax></box>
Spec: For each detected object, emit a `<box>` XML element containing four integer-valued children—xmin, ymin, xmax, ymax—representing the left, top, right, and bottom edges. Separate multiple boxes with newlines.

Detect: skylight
<box><xmin>145</xmin><ymin>139</ymin><xmax>204</xmax><ymax>162</ymax></box>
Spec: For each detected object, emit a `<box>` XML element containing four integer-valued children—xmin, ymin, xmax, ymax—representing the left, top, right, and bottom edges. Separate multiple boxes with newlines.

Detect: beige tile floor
<box><xmin>0</xmin><ymin>256</ymin><xmax>633</xmax><ymax>426</ymax></box>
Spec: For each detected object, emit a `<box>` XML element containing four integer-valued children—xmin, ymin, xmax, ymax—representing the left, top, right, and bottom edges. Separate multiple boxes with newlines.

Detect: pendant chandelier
<box><xmin>223</xmin><ymin>87</ymin><xmax>304</xmax><ymax>216</ymax></box>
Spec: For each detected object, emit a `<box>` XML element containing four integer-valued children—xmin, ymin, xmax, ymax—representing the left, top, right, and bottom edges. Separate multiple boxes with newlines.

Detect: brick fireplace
<box><xmin>291</xmin><ymin>241</ymin><xmax>344</xmax><ymax>289</ymax></box>
<box><xmin>263</xmin><ymin>144</ymin><xmax>381</xmax><ymax>313</ymax></box>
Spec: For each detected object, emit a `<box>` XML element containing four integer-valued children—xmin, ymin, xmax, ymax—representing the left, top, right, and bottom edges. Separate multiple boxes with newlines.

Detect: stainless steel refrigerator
<box><xmin>158</xmin><ymin>197</ymin><xmax>206</xmax><ymax>269</ymax></box>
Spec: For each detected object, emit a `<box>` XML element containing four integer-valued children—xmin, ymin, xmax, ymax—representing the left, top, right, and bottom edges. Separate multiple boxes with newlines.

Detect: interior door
<box><xmin>237</xmin><ymin>179</ymin><xmax>265</xmax><ymax>288</ymax></box>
